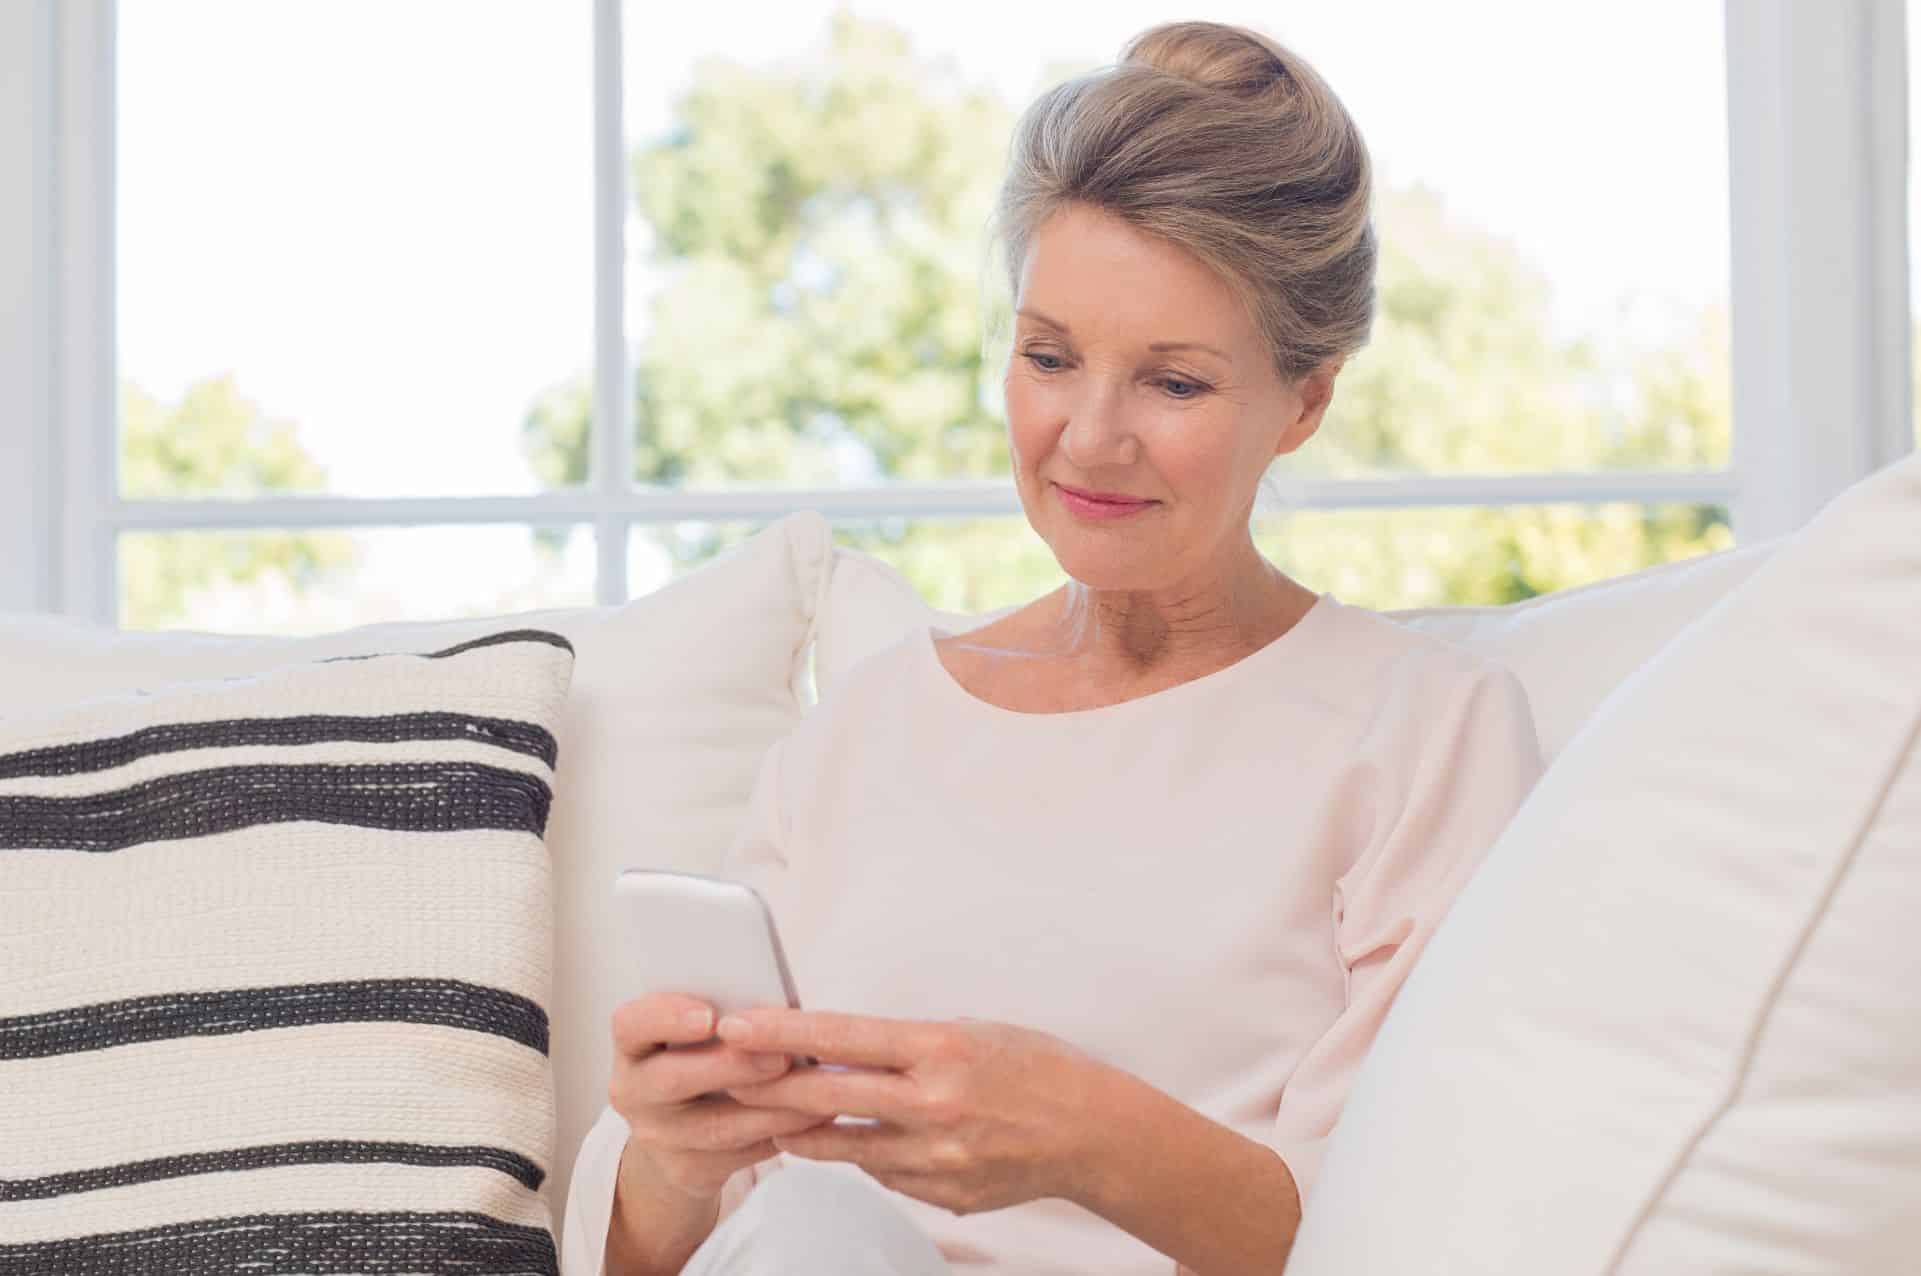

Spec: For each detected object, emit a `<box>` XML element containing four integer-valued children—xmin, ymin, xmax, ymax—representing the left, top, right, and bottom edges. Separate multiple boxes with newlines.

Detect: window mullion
<box><xmin>1724</xmin><ymin>0</ymin><xmax>1912</xmax><ymax>543</ymax></box>
<box><xmin>61</xmin><ymin>0</ymin><xmax>116</xmax><ymax>626</ymax></box>
<box><xmin>100</xmin><ymin>468</ymin><xmax>1739</xmax><ymax>533</ymax></box>
<box><xmin>592</xmin><ymin>0</ymin><xmax>631</xmax><ymax>606</ymax></box>
<box><xmin>1866</xmin><ymin>0</ymin><xmax>1915</xmax><ymax>469</ymax></box>
<box><xmin>0</xmin><ymin>1</ymin><xmax>58</xmax><ymax>614</ymax></box>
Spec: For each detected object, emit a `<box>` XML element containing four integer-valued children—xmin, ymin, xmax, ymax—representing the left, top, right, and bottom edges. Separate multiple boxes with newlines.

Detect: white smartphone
<box><xmin>612</xmin><ymin>868</ymin><xmax>819</xmax><ymax>1069</ymax></box>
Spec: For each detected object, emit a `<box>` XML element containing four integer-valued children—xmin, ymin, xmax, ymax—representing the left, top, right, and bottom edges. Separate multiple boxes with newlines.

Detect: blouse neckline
<box><xmin>919</xmin><ymin>590</ymin><xmax>1338</xmax><ymax>722</ymax></box>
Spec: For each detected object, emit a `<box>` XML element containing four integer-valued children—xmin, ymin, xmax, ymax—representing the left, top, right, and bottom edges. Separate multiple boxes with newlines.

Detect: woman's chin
<box><xmin>1045</xmin><ymin>540</ymin><xmax>1165</xmax><ymax>593</ymax></box>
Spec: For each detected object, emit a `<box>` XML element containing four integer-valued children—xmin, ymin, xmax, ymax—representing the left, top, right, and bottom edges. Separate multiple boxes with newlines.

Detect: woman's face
<box><xmin>1003</xmin><ymin>201</ymin><xmax>1335</xmax><ymax>594</ymax></box>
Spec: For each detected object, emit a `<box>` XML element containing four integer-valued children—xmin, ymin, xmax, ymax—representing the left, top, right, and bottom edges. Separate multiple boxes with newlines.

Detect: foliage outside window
<box><xmin>122</xmin><ymin>14</ymin><xmax>1740</xmax><ymax>631</ymax></box>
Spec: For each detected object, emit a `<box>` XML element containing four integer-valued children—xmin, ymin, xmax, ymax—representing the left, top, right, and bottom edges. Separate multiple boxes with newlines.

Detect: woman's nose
<box><xmin>1059</xmin><ymin>383</ymin><xmax>1139</xmax><ymax>467</ymax></box>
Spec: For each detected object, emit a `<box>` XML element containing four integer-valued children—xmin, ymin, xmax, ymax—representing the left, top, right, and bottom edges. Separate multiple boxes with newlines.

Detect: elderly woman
<box><xmin>565</xmin><ymin>19</ymin><xmax>1542</xmax><ymax>1276</ymax></box>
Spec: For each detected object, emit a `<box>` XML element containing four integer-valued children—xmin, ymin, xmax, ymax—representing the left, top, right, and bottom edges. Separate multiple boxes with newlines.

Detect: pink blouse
<box><xmin>564</xmin><ymin>591</ymin><xmax>1545</xmax><ymax>1274</ymax></box>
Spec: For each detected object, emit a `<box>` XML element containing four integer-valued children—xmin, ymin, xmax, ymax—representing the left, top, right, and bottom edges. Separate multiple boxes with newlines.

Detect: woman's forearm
<box><xmin>1065</xmin><ymin>1065</ymin><xmax>1302</xmax><ymax>1276</ymax></box>
<box><xmin>604</xmin><ymin>1138</ymin><xmax>724</xmax><ymax>1276</ymax></box>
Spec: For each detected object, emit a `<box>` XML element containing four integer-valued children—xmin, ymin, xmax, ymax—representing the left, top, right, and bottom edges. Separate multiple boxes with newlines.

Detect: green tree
<box><xmin>523</xmin><ymin>13</ymin><xmax>1025</xmax><ymax>600</ymax></box>
<box><xmin>523</xmin><ymin>13</ymin><xmax>1735</xmax><ymax>614</ymax></box>
<box><xmin>120</xmin><ymin>373</ymin><xmax>355</xmax><ymax>628</ymax></box>
<box><xmin>1258</xmin><ymin>185</ymin><xmax>1735</xmax><ymax>608</ymax></box>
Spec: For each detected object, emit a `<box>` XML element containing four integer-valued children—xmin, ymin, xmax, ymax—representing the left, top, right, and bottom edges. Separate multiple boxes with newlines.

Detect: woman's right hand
<box><xmin>608</xmin><ymin>992</ymin><xmax>836</xmax><ymax>1204</ymax></box>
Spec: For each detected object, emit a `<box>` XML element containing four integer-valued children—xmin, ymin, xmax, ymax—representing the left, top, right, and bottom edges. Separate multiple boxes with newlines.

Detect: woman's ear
<box><xmin>1275</xmin><ymin>358</ymin><xmax>1344</xmax><ymax>457</ymax></box>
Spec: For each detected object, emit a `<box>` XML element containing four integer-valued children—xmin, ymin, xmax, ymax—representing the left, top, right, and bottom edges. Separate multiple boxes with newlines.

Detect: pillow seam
<box><xmin>1599</xmin><ymin>697</ymin><xmax>1921</xmax><ymax>1274</ymax></box>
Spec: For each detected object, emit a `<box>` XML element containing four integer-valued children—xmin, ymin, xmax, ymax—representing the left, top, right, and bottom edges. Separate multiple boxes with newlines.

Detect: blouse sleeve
<box><xmin>700</xmin><ymin>733</ymin><xmax>799</xmax><ymax>1227</ymax></box>
<box><xmin>559</xmin><ymin>1103</ymin><xmax>628</xmax><ymax>1276</ymax></box>
<box><xmin>559</xmin><ymin>736</ymin><xmax>796</xmax><ymax>1275</ymax></box>
<box><xmin>1264</xmin><ymin>665</ymin><xmax>1545</xmax><ymax>1207</ymax></box>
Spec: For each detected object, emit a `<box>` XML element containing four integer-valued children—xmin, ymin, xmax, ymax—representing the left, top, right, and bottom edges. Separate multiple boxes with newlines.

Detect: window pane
<box><xmin>614</xmin><ymin>1</ymin><xmax>1729</xmax><ymax>490</ymax></box>
<box><xmin>831</xmin><ymin>520</ymin><xmax>1067</xmax><ymax>615</ymax></box>
<box><xmin>627</xmin><ymin>522</ymin><xmax>763</xmax><ymax>598</ymax></box>
<box><xmin>1255</xmin><ymin>503</ymin><xmax>1735</xmax><ymax>611</ymax></box>
<box><xmin>835</xmin><ymin>506</ymin><xmax>1733</xmax><ymax>616</ymax></box>
<box><xmin>628</xmin><ymin>518</ymin><xmax>1065</xmax><ymax>616</ymax></box>
<box><xmin>119</xmin><ymin>525</ymin><xmax>595</xmax><ymax>633</ymax></box>
<box><xmin>118</xmin><ymin>1</ymin><xmax>594</xmax><ymax>499</ymax></box>
<box><xmin>632</xmin><ymin>502</ymin><xmax>1731</xmax><ymax>630</ymax></box>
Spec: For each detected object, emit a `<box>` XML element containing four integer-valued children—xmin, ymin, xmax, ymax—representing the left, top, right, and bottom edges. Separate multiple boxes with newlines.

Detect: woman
<box><xmin>566</xmin><ymin>19</ymin><xmax>1543</xmax><ymax>1276</ymax></box>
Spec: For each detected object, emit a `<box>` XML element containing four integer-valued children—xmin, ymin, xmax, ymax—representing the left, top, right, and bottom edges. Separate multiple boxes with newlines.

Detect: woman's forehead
<box><xmin>1016</xmin><ymin>207</ymin><xmax>1252</xmax><ymax>354</ymax></box>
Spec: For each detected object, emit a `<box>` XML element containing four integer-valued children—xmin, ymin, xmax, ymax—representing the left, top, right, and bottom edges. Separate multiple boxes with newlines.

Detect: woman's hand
<box><xmin>715</xmin><ymin>1008</ymin><xmax>1112</xmax><ymax>1217</ymax></box>
<box><xmin>607</xmin><ymin>992</ymin><xmax>838</xmax><ymax>1204</ymax></box>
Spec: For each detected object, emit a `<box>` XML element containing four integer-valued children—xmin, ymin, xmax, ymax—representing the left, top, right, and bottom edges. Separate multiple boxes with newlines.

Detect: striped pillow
<box><xmin>0</xmin><ymin>629</ymin><xmax>576</xmax><ymax>1276</ymax></box>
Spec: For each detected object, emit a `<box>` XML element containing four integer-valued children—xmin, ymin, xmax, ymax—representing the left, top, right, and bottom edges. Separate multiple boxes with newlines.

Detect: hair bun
<box><xmin>1119</xmin><ymin>20</ymin><xmax>1294</xmax><ymax>100</ymax></box>
<box><xmin>993</xmin><ymin>17</ymin><xmax>1375</xmax><ymax>383</ymax></box>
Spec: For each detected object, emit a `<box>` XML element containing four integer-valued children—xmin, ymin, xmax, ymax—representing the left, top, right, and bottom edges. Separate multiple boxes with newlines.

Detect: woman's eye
<box><xmin>1023</xmin><ymin>352</ymin><xmax>1065</xmax><ymax>372</ymax></box>
<box><xmin>1160</xmin><ymin>377</ymin><xmax>1206</xmax><ymax>400</ymax></box>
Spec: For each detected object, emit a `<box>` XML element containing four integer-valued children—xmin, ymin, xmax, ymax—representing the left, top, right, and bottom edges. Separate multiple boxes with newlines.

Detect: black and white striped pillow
<box><xmin>0</xmin><ymin>629</ymin><xmax>576</xmax><ymax>1276</ymax></box>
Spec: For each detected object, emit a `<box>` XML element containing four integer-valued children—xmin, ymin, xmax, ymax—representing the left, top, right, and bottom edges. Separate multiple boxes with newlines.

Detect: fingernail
<box><xmin>716</xmin><ymin>1014</ymin><xmax>750</xmax><ymax>1041</ymax></box>
<box><xmin>682</xmin><ymin>1008</ymin><xmax>712</xmax><ymax>1033</ymax></box>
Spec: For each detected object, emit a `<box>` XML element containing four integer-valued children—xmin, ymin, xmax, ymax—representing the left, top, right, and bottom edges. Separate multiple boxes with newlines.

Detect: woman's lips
<box><xmin>1053</xmin><ymin>482</ymin><xmax>1157</xmax><ymax>521</ymax></box>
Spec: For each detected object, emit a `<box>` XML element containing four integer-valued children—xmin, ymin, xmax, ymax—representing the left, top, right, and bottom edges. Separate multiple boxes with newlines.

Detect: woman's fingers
<box><xmin>724</xmin><ymin>1057</ymin><xmax>919</xmax><ymax>1125</ymax></box>
<box><xmin>614</xmin><ymin>1038</ymin><xmax>800</xmax><ymax>1111</ymax></box>
<box><xmin>666</xmin><ymin>1098</ymin><xmax>834</xmax><ymax>1153</ymax></box>
<box><xmin>609</xmin><ymin>994</ymin><xmax>835</xmax><ymax>1200</ymax></box>
<box><xmin>609</xmin><ymin>993</ymin><xmax>799</xmax><ymax>1106</ymax></box>
<box><xmin>771</xmin><ymin>1115</ymin><xmax>923</xmax><ymax>1171</ymax></box>
<box><xmin>716</xmin><ymin>1007</ymin><xmax>938</xmax><ymax>1070</ymax></box>
<box><xmin>611</xmin><ymin>992</ymin><xmax>720</xmax><ymax>1059</ymax></box>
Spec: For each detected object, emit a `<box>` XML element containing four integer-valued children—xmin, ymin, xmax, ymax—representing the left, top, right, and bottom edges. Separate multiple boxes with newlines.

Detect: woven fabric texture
<box><xmin>0</xmin><ymin>629</ymin><xmax>576</xmax><ymax>1276</ymax></box>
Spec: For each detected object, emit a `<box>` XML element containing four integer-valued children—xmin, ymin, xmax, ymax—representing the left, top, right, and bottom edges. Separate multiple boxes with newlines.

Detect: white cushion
<box><xmin>815</xmin><ymin>533</ymin><xmax>1782</xmax><ymax>763</ymax></box>
<box><xmin>813</xmin><ymin>541</ymin><xmax>1013</xmax><ymax>680</ymax></box>
<box><xmin>0</xmin><ymin>510</ymin><xmax>833</xmax><ymax>1236</ymax></box>
<box><xmin>0</xmin><ymin>630</ymin><xmax>575</xmax><ymax>1269</ymax></box>
<box><xmin>1285</xmin><ymin>451</ymin><xmax>1921</xmax><ymax>1273</ymax></box>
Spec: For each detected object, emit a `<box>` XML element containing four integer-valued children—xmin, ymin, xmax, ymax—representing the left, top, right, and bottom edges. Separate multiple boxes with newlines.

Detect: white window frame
<box><xmin>2</xmin><ymin>0</ymin><xmax>1912</xmax><ymax>624</ymax></box>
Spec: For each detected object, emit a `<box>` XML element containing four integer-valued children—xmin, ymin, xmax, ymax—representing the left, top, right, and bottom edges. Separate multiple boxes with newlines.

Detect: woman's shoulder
<box><xmin>1323</xmin><ymin>596</ymin><xmax>1505</xmax><ymax>672</ymax></box>
<box><xmin>1317</xmin><ymin>597</ymin><xmax>1529</xmax><ymax>713</ymax></box>
<box><xmin>1319</xmin><ymin>603</ymin><xmax>1542</xmax><ymax>807</ymax></box>
<box><xmin>787</xmin><ymin>623</ymin><xmax>936</xmax><ymax>757</ymax></box>
<box><xmin>816</xmin><ymin>591</ymin><xmax>1056</xmax><ymax>710</ymax></box>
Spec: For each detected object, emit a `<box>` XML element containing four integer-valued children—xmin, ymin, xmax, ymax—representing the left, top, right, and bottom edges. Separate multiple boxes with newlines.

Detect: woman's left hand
<box><xmin>715</xmin><ymin>1008</ymin><xmax>1115</xmax><ymax>1217</ymax></box>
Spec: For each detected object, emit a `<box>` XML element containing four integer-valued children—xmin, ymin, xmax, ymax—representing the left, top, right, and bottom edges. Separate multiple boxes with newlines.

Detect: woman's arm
<box><xmin>564</xmin><ymin>1101</ymin><xmax>747</xmax><ymax>1276</ymax></box>
<box><xmin>1067</xmin><ymin>1062</ymin><xmax>1303</xmax><ymax>1276</ymax></box>
<box><xmin>1072</xmin><ymin>666</ymin><xmax>1543</xmax><ymax>1275</ymax></box>
<box><xmin>604</xmin><ymin>1137</ymin><xmax>725</xmax><ymax>1276</ymax></box>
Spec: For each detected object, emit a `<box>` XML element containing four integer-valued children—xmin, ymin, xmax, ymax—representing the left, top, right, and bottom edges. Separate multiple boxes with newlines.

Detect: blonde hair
<box><xmin>990</xmin><ymin>20</ymin><xmax>1376</xmax><ymax>384</ymax></box>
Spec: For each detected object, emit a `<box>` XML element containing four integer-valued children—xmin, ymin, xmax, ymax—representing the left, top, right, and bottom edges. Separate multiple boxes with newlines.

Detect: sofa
<box><xmin>2</xmin><ymin>447</ymin><xmax>1914</xmax><ymax>1273</ymax></box>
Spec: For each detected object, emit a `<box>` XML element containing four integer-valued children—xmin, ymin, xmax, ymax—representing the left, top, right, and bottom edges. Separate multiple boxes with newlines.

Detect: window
<box><xmin>115</xmin><ymin>0</ymin><xmax>599</xmax><ymax>630</ymax></box>
<box><xmin>32</xmin><ymin>1</ymin><xmax>1895</xmax><ymax>631</ymax></box>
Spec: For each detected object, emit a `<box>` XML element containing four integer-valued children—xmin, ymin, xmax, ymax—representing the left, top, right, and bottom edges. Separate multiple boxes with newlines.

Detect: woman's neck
<box><xmin>1051</xmin><ymin>550</ymin><xmax>1311</xmax><ymax>679</ymax></box>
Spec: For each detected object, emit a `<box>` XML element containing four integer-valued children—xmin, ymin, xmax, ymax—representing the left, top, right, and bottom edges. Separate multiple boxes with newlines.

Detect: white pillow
<box><xmin>0</xmin><ymin>510</ymin><xmax>833</xmax><ymax>1233</ymax></box>
<box><xmin>814</xmin><ymin>533</ymin><xmax>1781</xmax><ymax>763</ymax></box>
<box><xmin>1285</xmin><ymin>451</ymin><xmax>1921</xmax><ymax>1274</ymax></box>
<box><xmin>0</xmin><ymin>629</ymin><xmax>575</xmax><ymax>1271</ymax></box>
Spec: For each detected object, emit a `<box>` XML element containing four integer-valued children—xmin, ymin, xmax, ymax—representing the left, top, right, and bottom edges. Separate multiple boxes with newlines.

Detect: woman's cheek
<box><xmin>1002</xmin><ymin>376</ymin><xmax>1054</xmax><ymax>474</ymax></box>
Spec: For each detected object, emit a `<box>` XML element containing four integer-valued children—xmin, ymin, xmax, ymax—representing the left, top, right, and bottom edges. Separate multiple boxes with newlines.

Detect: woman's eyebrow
<box><xmin>1015</xmin><ymin>307</ymin><xmax>1070</xmax><ymax>333</ymax></box>
<box><xmin>1148</xmin><ymin>339</ymin><xmax>1232</xmax><ymax>361</ymax></box>
<box><xmin>1016</xmin><ymin>308</ymin><xmax>1231</xmax><ymax>362</ymax></box>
